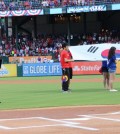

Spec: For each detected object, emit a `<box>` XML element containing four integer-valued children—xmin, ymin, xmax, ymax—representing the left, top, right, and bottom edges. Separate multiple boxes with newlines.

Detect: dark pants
<box><xmin>0</xmin><ymin>59</ymin><xmax>2</xmax><ymax>68</ymax></box>
<box><xmin>69</xmin><ymin>67</ymin><xmax>73</xmax><ymax>79</ymax></box>
<box><xmin>62</xmin><ymin>68</ymin><xmax>70</xmax><ymax>91</ymax></box>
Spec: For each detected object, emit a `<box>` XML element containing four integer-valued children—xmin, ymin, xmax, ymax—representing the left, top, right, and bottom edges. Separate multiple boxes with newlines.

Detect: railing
<box><xmin>0</xmin><ymin>0</ymin><xmax>119</xmax><ymax>11</ymax></box>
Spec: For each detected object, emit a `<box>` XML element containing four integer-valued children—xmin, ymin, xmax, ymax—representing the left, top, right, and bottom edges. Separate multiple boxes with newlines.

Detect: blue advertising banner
<box><xmin>67</xmin><ymin>5</ymin><xmax>106</xmax><ymax>13</ymax></box>
<box><xmin>23</xmin><ymin>63</ymin><xmax>62</xmax><ymax>76</ymax></box>
<box><xmin>67</xmin><ymin>6</ymin><xmax>89</xmax><ymax>13</ymax></box>
<box><xmin>89</xmin><ymin>5</ymin><xmax>106</xmax><ymax>12</ymax></box>
<box><xmin>50</xmin><ymin>8</ymin><xmax>62</xmax><ymax>14</ymax></box>
<box><xmin>112</xmin><ymin>4</ymin><xmax>120</xmax><ymax>10</ymax></box>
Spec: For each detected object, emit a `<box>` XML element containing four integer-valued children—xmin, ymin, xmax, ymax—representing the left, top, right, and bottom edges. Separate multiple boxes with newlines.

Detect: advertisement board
<box><xmin>72</xmin><ymin>61</ymin><xmax>102</xmax><ymax>75</ymax></box>
<box><xmin>50</xmin><ymin>8</ymin><xmax>62</xmax><ymax>14</ymax></box>
<box><xmin>23</xmin><ymin>63</ymin><xmax>62</xmax><ymax>76</ymax></box>
<box><xmin>72</xmin><ymin>61</ymin><xmax>120</xmax><ymax>75</ymax></box>
<box><xmin>0</xmin><ymin>64</ymin><xmax>17</xmax><ymax>77</ymax></box>
<box><xmin>116</xmin><ymin>61</ymin><xmax>120</xmax><ymax>74</ymax></box>
<box><xmin>9</xmin><ymin>56</ymin><xmax>52</xmax><ymax>64</ymax></box>
<box><xmin>67</xmin><ymin>5</ymin><xmax>106</xmax><ymax>13</ymax></box>
<box><xmin>22</xmin><ymin>62</ymin><xmax>102</xmax><ymax>76</ymax></box>
<box><xmin>112</xmin><ymin>4</ymin><xmax>120</xmax><ymax>10</ymax></box>
<box><xmin>67</xmin><ymin>6</ymin><xmax>89</xmax><ymax>13</ymax></box>
<box><xmin>89</xmin><ymin>5</ymin><xmax>106</xmax><ymax>12</ymax></box>
<box><xmin>22</xmin><ymin>61</ymin><xmax>120</xmax><ymax>77</ymax></box>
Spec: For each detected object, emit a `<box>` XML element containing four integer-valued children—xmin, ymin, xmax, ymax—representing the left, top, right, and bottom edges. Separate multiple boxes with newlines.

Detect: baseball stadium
<box><xmin>0</xmin><ymin>0</ymin><xmax>120</xmax><ymax>134</ymax></box>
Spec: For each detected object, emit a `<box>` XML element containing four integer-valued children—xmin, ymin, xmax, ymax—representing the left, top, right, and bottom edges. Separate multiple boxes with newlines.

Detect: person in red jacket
<box><xmin>60</xmin><ymin>43</ymin><xmax>74</xmax><ymax>92</ymax></box>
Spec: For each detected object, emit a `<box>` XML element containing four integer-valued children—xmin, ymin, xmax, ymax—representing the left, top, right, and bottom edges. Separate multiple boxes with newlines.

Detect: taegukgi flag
<box><xmin>69</xmin><ymin>43</ymin><xmax>120</xmax><ymax>61</ymax></box>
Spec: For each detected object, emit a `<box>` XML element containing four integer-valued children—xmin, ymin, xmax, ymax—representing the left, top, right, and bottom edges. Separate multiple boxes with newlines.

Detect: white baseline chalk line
<box><xmin>0</xmin><ymin>111</ymin><xmax>120</xmax><ymax>131</ymax></box>
<box><xmin>110</xmin><ymin>111</ymin><xmax>120</xmax><ymax>115</ymax></box>
<box><xmin>38</xmin><ymin>117</ymin><xmax>79</xmax><ymax>125</ymax></box>
<box><xmin>0</xmin><ymin>111</ymin><xmax>119</xmax><ymax>122</ymax></box>
<box><xmin>0</xmin><ymin>123</ymin><xmax>98</xmax><ymax>131</ymax></box>
<box><xmin>0</xmin><ymin>126</ymin><xmax>11</xmax><ymax>130</ymax></box>
<box><xmin>0</xmin><ymin>124</ymin><xmax>63</xmax><ymax>130</ymax></box>
<box><xmin>63</xmin><ymin>124</ymin><xmax>98</xmax><ymax>131</ymax></box>
<box><xmin>62</xmin><ymin>117</ymin><xmax>90</xmax><ymax>121</ymax></box>
<box><xmin>82</xmin><ymin>111</ymin><xmax>120</xmax><ymax>116</ymax></box>
<box><xmin>38</xmin><ymin>117</ymin><xmax>99</xmax><ymax>131</ymax></box>
<box><xmin>0</xmin><ymin>116</ymin><xmax>99</xmax><ymax>131</ymax></box>
<box><xmin>80</xmin><ymin>115</ymin><xmax>120</xmax><ymax>122</ymax></box>
<box><xmin>0</xmin><ymin>117</ymin><xmax>79</xmax><ymax>125</ymax></box>
<box><xmin>0</xmin><ymin>117</ymin><xmax>40</xmax><ymax>121</ymax></box>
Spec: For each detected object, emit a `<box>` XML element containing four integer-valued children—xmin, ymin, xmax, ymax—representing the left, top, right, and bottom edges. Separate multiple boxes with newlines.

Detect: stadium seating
<box><xmin>0</xmin><ymin>29</ymin><xmax>119</xmax><ymax>57</ymax></box>
<box><xmin>0</xmin><ymin>1</ymin><xmax>119</xmax><ymax>57</ymax></box>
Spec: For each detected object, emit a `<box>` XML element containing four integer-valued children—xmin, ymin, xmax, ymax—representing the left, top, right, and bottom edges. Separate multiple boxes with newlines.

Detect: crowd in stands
<box><xmin>0</xmin><ymin>29</ymin><xmax>119</xmax><ymax>61</ymax></box>
<box><xmin>0</xmin><ymin>0</ymin><xmax>119</xmax><ymax>11</ymax></box>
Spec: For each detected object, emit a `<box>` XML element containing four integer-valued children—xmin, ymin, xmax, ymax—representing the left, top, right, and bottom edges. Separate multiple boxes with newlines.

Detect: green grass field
<box><xmin>0</xmin><ymin>75</ymin><xmax>120</xmax><ymax>110</ymax></box>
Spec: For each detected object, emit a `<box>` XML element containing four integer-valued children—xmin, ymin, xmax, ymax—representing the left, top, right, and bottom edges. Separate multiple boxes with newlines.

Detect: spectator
<box><xmin>43</xmin><ymin>56</ymin><xmax>48</xmax><ymax>63</ymax></box>
<box><xmin>107</xmin><ymin>47</ymin><xmax>118</xmax><ymax>92</ymax></box>
<box><xmin>37</xmin><ymin>56</ymin><xmax>42</xmax><ymax>63</ymax></box>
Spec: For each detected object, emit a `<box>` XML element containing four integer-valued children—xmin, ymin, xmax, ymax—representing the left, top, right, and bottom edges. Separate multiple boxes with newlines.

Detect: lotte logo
<box><xmin>101</xmin><ymin>49</ymin><xmax>120</xmax><ymax>59</ymax></box>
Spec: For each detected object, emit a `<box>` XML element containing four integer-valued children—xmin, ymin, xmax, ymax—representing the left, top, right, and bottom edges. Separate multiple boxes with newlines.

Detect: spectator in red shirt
<box><xmin>60</xmin><ymin>43</ymin><xmax>74</xmax><ymax>92</ymax></box>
